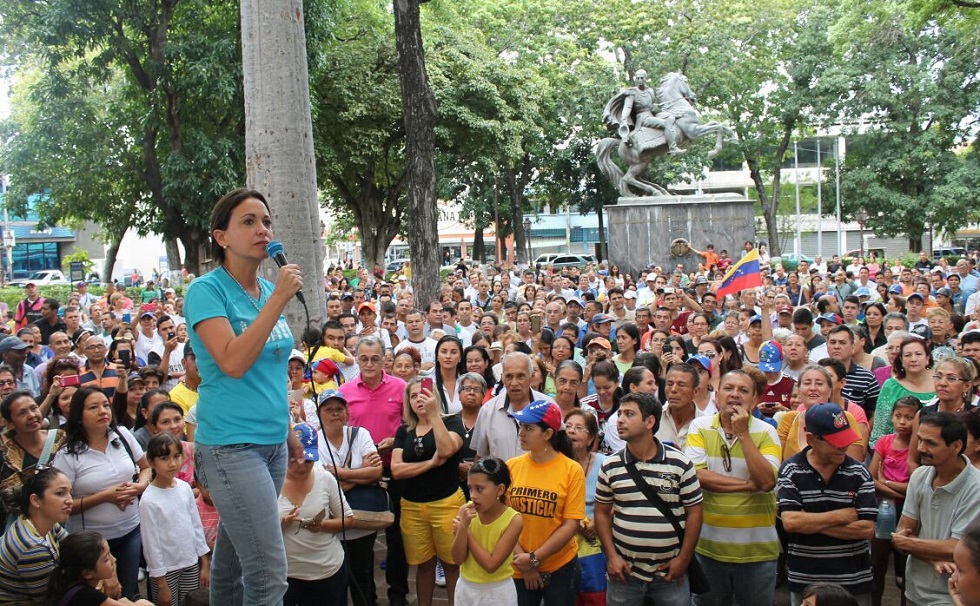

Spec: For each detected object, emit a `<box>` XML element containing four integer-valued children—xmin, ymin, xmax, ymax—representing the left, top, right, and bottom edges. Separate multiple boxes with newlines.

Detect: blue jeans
<box><xmin>106</xmin><ymin>526</ymin><xmax>142</xmax><ymax>600</ymax></box>
<box><xmin>691</xmin><ymin>555</ymin><xmax>777</xmax><ymax>606</ymax></box>
<box><xmin>515</xmin><ymin>557</ymin><xmax>580</xmax><ymax>606</ymax></box>
<box><xmin>607</xmin><ymin>574</ymin><xmax>690</xmax><ymax>606</ymax></box>
<box><xmin>195</xmin><ymin>442</ymin><xmax>288</xmax><ymax>606</ymax></box>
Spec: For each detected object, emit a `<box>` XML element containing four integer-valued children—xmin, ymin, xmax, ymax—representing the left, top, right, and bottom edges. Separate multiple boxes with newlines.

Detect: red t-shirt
<box><xmin>759</xmin><ymin>375</ymin><xmax>795</xmax><ymax>408</ymax></box>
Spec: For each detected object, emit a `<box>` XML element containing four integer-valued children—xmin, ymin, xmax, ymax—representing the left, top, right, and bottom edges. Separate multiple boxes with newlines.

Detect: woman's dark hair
<box><xmin>863</xmin><ymin>302</ymin><xmax>887</xmax><ymax>323</ymax></box>
<box><xmin>957</xmin><ymin>409</ymin><xmax>980</xmax><ymax>448</ymax></box>
<box><xmin>961</xmin><ymin>509</ymin><xmax>980</xmax><ymax>575</ymax></box>
<box><xmin>43</xmin><ymin>357</ymin><xmax>81</xmax><ymax>400</ymax></box>
<box><xmin>463</xmin><ymin>346</ymin><xmax>496</xmax><ymax>392</ymax></box>
<box><xmin>666</xmin><ymin>335</ymin><xmax>687</xmax><ymax>363</ymax></box>
<box><xmin>107</xmin><ymin>339</ymin><xmax>137</xmax><ymax>371</ymax></box>
<box><xmin>537</xmin><ymin>328</ymin><xmax>555</xmax><ymax>349</ymax></box>
<box><xmin>893</xmin><ymin>395</ymin><xmax>923</xmax><ymax>415</ymax></box>
<box><xmin>468</xmin><ymin>456</ymin><xmax>512</xmax><ymax>502</ymax></box>
<box><xmin>554</xmin><ymin>360</ymin><xmax>584</xmax><ymax>408</ymax></box>
<box><xmin>622</xmin><ymin>366</ymin><xmax>654</xmax><ymax>393</ymax></box>
<box><xmin>534</xmin><ymin>422</ymin><xmax>575</xmax><ymax>459</ymax></box>
<box><xmin>800</xmin><ymin>582</ymin><xmax>859</xmax><ymax>606</ymax></box>
<box><xmin>210</xmin><ymin>189</ymin><xmax>270</xmax><ymax>263</ymax></box>
<box><xmin>46</xmin><ymin>531</ymin><xmax>107</xmax><ymax>604</ymax></box>
<box><xmin>634</xmin><ymin>352</ymin><xmax>663</xmax><ymax>379</ymax></box>
<box><xmin>470</xmin><ymin>331</ymin><xmax>491</xmax><ymax>350</ymax></box>
<box><xmin>134</xmin><ymin>389</ymin><xmax>170</xmax><ymax>431</ymax></box>
<box><xmin>5</xmin><ymin>466</ymin><xmax>68</xmax><ymax>519</ymax></box>
<box><xmin>718</xmin><ymin>336</ymin><xmax>743</xmax><ymax>372</ymax></box>
<box><xmin>145</xmin><ymin>432</ymin><xmax>183</xmax><ymax>479</ymax></box>
<box><xmin>591</xmin><ymin>360</ymin><xmax>620</xmax><ymax>384</ymax></box>
<box><xmin>434</xmin><ymin>336</ymin><xmax>465</xmax><ymax>413</ymax></box>
<box><xmin>0</xmin><ymin>391</ymin><xmax>36</xmax><ymax>422</ymax></box>
<box><xmin>551</xmin><ymin>335</ymin><xmax>578</xmax><ymax>363</ymax></box>
<box><xmin>480</xmin><ymin>313</ymin><xmax>499</xmax><ymax>328</ymax></box>
<box><xmin>616</xmin><ymin>323</ymin><xmax>641</xmax><ymax>355</ymax></box>
<box><xmin>63</xmin><ymin>387</ymin><xmax>117</xmax><ymax>455</ymax></box>
<box><xmin>149</xmin><ymin>401</ymin><xmax>184</xmax><ymax>427</ymax></box>
<box><xmin>301</xmin><ymin>326</ymin><xmax>322</xmax><ymax>350</ymax></box>
<box><xmin>892</xmin><ymin>337</ymin><xmax>933</xmax><ymax>379</ymax></box>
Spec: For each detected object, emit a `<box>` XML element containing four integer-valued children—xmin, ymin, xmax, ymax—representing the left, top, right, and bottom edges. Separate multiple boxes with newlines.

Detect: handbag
<box><xmin>342</xmin><ymin>427</ymin><xmax>394</xmax><ymax>530</ymax></box>
<box><xmin>621</xmin><ymin>451</ymin><xmax>711</xmax><ymax>595</ymax></box>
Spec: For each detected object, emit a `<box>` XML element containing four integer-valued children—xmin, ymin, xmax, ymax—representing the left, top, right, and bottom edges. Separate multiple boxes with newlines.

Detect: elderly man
<box><xmin>470</xmin><ymin>352</ymin><xmax>551</xmax><ymax>461</ymax></box>
<box><xmin>0</xmin><ymin>336</ymin><xmax>40</xmax><ymax>397</ymax></box>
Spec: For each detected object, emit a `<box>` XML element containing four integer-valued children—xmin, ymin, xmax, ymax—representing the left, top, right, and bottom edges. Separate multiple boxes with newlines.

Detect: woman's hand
<box><xmin>273</xmin><ymin>264</ymin><xmax>304</xmax><ymax>302</ymax></box>
<box><xmin>578</xmin><ymin>518</ymin><xmax>597</xmax><ymax>542</ymax></box>
<box><xmin>512</xmin><ymin>552</ymin><xmax>534</xmax><ymax>573</ymax></box>
<box><xmin>281</xmin><ymin>506</ymin><xmax>299</xmax><ymax>528</ymax></box>
<box><xmin>522</xmin><ymin>569</ymin><xmax>544</xmax><ymax>590</ymax></box>
<box><xmin>419</xmin><ymin>387</ymin><xmax>441</xmax><ymax>420</ymax></box>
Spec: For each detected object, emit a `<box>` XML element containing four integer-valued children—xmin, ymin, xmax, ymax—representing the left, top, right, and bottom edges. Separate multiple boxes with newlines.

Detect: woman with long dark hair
<box><xmin>52</xmin><ymin>386</ymin><xmax>151</xmax><ymax>600</ymax></box>
<box><xmin>463</xmin><ymin>346</ymin><xmax>497</xmax><ymax>400</ymax></box>
<box><xmin>507</xmin><ymin>401</ymin><xmax>585</xmax><ymax>605</ymax></box>
<box><xmin>434</xmin><ymin>336</ymin><xmax>466</xmax><ymax>414</ymax></box>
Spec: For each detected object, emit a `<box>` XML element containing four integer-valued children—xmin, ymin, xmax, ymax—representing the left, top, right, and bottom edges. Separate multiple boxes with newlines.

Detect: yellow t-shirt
<box><xmin>461</xmin><ymin>506</ymin><xmax>520</xmax><ymax>584</ymax></box>
<box><xmin>506</xmin><ymin>453</ymin><xmax>585</xmax><ymax>575</ymax></box>
<box><xmin>777</xmin><ymin>409</ymin><xmax>863</xmax><ymax>459</ymax></box>
<box><xmin>306</xmin><ymin>346</ymin><xmax>346</xmax><ymax>365</ymax></box>
<box><xmin>168</xmin><ymin>382</ymin><xmax>199</xmax><ymax>416</ymax></box>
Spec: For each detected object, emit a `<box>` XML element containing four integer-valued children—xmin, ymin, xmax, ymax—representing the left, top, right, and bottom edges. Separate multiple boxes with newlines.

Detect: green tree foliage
<box><xmin>829</xmin><ymin>0</ymin><xmax>980</xmax><ymax>250</ymax></box>
<box><xmin>0</xmin><ymin>0</ymin><xmax>246</xmax><ymax>274</ymax></box>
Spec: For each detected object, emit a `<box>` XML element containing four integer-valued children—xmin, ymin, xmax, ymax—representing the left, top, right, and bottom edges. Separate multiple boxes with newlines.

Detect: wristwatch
<box><xmin>528</xmin><ymin>552</ymin><xmax>541</xmax><ymax>568</ymax></box>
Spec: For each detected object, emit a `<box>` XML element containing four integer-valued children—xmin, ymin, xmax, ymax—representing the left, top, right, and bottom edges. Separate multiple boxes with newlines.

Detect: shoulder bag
<box><xmin>341</xmin><ymin>427</ymin><xmax>394</xmax><ymax>530</ymax></box>
<box><xmin>621</xmin><ymin>451</ymin><xmax>710</xmax><ymax>594</ymax></box>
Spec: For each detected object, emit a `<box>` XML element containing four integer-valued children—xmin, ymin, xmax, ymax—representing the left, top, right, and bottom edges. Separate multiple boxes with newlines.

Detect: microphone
<box><xmin>266</xmin><ymin>240</ymin><xmax>306</xmax><ymax>304</ymax></box>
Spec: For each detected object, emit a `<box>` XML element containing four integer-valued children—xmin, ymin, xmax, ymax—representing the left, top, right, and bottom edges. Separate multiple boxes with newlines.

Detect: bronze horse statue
<box><xmin>596</xmin><ymin>72</ymin><xmax>735</xmax><ymax>196</ymax></box>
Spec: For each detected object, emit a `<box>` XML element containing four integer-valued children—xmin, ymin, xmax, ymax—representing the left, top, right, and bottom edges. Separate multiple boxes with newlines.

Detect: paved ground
<box><xmin>369</xmin><ymin>533</ymin><xmax>904</xmax><ymax>605</ymax></box>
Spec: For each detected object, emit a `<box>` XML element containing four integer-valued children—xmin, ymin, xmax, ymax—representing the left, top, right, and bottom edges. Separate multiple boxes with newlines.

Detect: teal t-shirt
<box><xmin>185</xmin><ymin>269</ymin><xmax>293</xmax><ymax>446</ymax></box>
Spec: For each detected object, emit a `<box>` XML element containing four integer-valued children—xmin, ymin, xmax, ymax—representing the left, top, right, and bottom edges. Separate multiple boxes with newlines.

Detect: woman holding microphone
<box><xmin>185</xmin><ymin>189</ymin><xmax>304</xmax><ymax>606</ymax></box>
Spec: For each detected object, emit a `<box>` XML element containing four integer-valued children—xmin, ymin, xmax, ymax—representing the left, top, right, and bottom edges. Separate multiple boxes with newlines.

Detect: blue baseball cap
<box><xmin>758</xmin><ymin>340</ymin><xmax>783</xmax><ymax>373</ymax></box>
<box><xmin>592</xmin><ymin>313</ymin><xmax>614</xmax><ymax>325</ymax></box>
<box><xmin>292</xmin><ymin>423</ymin><xmax>319</xmax><ymax>462</ymax></box>
<box><xmin>509</xmin><ymin>400</ymin><xmax>562</xmax><ymax>432</ymax></box>
<box><xmin>317</xmin><ymin>389</ymin><xmax>347</xmax><ymax>409</ymax></box>
<box><xmin>689</xmin><ymin>354</ymin><xmax>712</xmax><ymax>375</ymax></box>
<box><xmin>749</xmin><ymin>314</ymin><xmax>763</xmax><ymax>325</ymax></box>
<box><xmin>816</xmin><ymin>313</ymin><xmax>842</xmax><ymax>325</ymax></box>
<box><xmin>804</xmin><ymin>403</ymin><xmax>860</xmax><ymax>448</ymax></box>
<box><xmin>854</xmin><ymin>286</ymin><xmax>872</xmax><ymax>298</ymax></box>
<box><xmin>888</xmin><ymin>284</ymin><xmax>903</xmax><ymax>295</ymax></box>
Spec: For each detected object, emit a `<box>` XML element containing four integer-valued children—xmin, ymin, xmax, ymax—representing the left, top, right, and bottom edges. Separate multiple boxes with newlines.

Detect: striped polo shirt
<box><xmin>685</xmin><ymin>414</ymin><xmax>782</xmax><ymax>563</ymax></box>
<box><xmin>0</xmin><ymin>517</ymin><xmax>68</xmax><ymax>603</ymax></box>
<box><xmin>841</xmin><ymin>361</ymin><xmax>880</xmax><ymax>417</ymax></box>
<box><xmin>776</xmin><ymin>449</ymin><xmax>877</xmax><ymax>594</ymax></box>
<box><xmin>594</xmin><ymin>441</ymin><xmax>702</xmax><ymax>582</ymax></box>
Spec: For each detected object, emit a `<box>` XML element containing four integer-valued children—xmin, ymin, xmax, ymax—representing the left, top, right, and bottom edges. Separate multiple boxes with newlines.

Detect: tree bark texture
<box><xmin>394</xmin><ymin>0</ymin><xmax>440</xmax><ymax>307</ymax></box>
<box><xmin>241</xmin><ymin>0</ymin><xmax>326</xmax><ymax>336</ymax></box>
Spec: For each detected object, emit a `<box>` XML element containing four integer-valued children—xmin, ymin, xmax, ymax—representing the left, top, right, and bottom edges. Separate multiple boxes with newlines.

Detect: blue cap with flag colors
<box><xmin>758</xmin><ymin>340</ymin><xmax>783</xmax><ymax>373</ymax></box>
<box><xmin>292</xmin><ymin>423</ymin><xmax>319</xmax><ymax>461</ymax></box>
<box><xmin>509</xmin><ymin>400</ymin><xmax>563</xmax><ymax>432</ymax></box>
<box><xmin>804</xmin><ymin>403</ymin><xmax>860</xmax><ymax>448</ymax></box>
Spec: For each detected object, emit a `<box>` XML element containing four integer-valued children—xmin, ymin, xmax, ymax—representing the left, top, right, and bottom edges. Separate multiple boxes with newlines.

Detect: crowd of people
<box><xmin>2</xmin><ymin>188</ymin><xmax>980</xmax><ymax>606</ymax></box>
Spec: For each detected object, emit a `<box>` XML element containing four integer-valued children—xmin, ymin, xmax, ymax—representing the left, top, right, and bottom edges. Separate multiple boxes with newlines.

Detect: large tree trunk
<box><xmin>394</xmin><ymin>0</ymin><xmax>439</xmax><ymax>306</ymax></box>
<box><xmin>241</xmin><ymin>0</ymin><xmax>326</xmax><ymax>336</ymax></box>
<box><xmin>164</xmin><ymin>238</ymin><xmax>181</xmax><ymax>274</ymax></box>
<box><xmin>331</xmin><ymin>173</ymin><xmax>406</xmax><ymax>271</ymax></box>
<box><xmin>102</xmin><ymin>224</ymin><xmax>127</xmax><ymax>286</ymax></box>
<box><xmin>502</xmin><ymin>164</ymin><xmax>530</xmax><ymax>265</ymax></box>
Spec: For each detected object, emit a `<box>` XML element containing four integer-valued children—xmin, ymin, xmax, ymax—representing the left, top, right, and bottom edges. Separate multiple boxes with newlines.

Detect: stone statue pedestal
<box><xmin>605</xmin><ymin>193</ymin><xmax>754</xmax><ymax>276</ymax></box>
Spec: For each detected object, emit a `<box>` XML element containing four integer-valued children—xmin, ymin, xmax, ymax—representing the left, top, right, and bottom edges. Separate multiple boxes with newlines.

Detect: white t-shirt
<box><xmin>395</xmin><ymin>337</ymin><xmax>438</xmax><ymax>365</ymax></box>
<box><xmin>318</xmin><ymin>425</ymin><xmax>378</xmax><ymax>541</ymax></box>
<box><xmin>278</xmin><ymin>465</ymin><xmax>351</xmax><ymax>580</ymax></box>
<box><xmin>149</xmin><ymin>341</ymin><xmax>185</xmax><ymax>392</ymax></box>
<box><xmin>53</xmin><ymin>426</ymin><xmax>144</xmax><ymax>539</ymax></box>
<box><xmin>139</xmin><ymin>479</ymin><xmax>209</xmax><ymax>577</ymax></box>
<box><xmin>135</xmin><ymin>330</ymin><xmax>162</xmax><ymax>363</ymax></box>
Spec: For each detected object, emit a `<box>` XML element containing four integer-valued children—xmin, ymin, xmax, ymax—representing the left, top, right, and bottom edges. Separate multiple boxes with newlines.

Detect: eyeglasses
<box><xmin>413</xmin><ymin>435</ymin><xmax>425</xmax><ymax>457</ymax></box>
<box><xmin>720</xmin><ymin>442</ymin><xmax>733</xmax><ymax>473</ymax></box>
<box><xmin>459</xmin><ymin>386</ymin><xmax>483</xmax><ymax>393</ymax></box>
<box><xmin>564</xmin><ymin>424</ymin><xmax>589</xmax><ymax>434</ymax></box>
<box><xmin>932</xmin><ymin>374</ymin><xmax>966</xmax><ymax>383</ymax></box>
<box><xmin>0</xmin><ymin>380</ymin><xmax>16</xmax><ymax>387</ymax></box>
<box><xmin>357</xmin><ymin>356</ymin><xmax>382</xmax><ymax>366</ymax></box>
<box><xmin>85</xmin><ymin>344</ymin><xmax>106</xmax><ymax>351</ymax></box>
<box><xmin>699</xmin><ymin>352</ymin><xmax>717</xmax><ymax>359</ymax></box>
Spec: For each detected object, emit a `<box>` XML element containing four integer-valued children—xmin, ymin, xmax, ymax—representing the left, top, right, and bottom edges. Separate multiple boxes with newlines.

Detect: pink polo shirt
<box><xmin>340</xmin><ymin>372</ymin><xmax>407</xmax><ymax>467</ymax></box>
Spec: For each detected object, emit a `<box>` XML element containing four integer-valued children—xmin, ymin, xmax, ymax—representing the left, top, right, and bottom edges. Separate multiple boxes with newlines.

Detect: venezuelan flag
<box><xmin>715</xmin><ymin>249</ymin><xmax>763</xmax><ymax>298</ymax></box>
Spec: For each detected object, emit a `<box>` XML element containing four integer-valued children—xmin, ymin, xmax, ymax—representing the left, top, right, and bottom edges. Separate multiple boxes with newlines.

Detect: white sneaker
<box><xmin>435</xmin><ymin>559</ymin><xmax>446</xmax><ymax>587</ymax></box>
<box><xmin>137</xmin><ymin>567</ymin><xmax>146</xmax><ymax>582</ymax></box>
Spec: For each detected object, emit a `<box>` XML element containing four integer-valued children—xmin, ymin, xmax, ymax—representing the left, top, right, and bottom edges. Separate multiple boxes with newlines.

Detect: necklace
<box><xmin>222</xmin><ymin>266</ymin><xmax>282</xmax><ymax>363</ymax></box>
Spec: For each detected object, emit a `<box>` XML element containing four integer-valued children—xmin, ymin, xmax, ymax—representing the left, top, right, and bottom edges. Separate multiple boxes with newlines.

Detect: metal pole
<box><xmin>835</xmin><ymin>137</ymin><xmax>843</xmax><ymax>256</ymax></box>
<box><xmin>794</xmin><ymin>141</ymin><xmax>801</xmax><ymax>256</ymax></box>
<box><xmin>1</xmin><ymin>175</ymin><xmax>11</xmax><ymax>283</ymax></box>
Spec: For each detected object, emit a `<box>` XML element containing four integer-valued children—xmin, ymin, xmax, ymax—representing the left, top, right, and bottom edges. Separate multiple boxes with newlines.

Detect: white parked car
<box><xmin>9</xmin><ymin>269</ymin><xmax>70</xmax><ymax>287</ymax></box>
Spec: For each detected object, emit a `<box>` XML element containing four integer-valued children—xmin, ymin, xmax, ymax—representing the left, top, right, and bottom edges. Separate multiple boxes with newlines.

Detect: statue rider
<box><xmin>617</xmin><ymin>70</ymin><xmax>683</xmax><ymax>155</ymax></box>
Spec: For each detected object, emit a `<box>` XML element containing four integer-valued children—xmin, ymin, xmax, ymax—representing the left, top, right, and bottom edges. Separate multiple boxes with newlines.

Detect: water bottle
<box><xmin>875</xmin><ymin>498</ymin><xmax>897</xmax><ymax>539</ymax></box>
